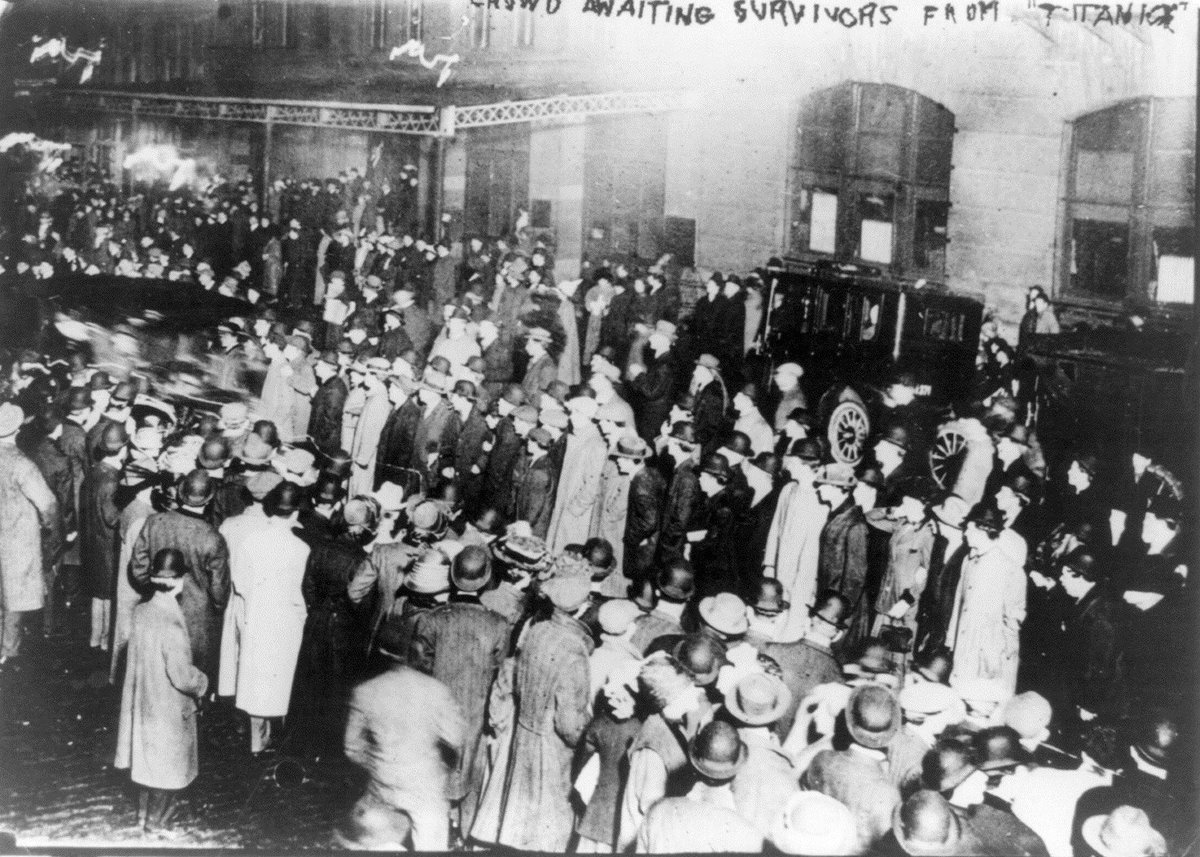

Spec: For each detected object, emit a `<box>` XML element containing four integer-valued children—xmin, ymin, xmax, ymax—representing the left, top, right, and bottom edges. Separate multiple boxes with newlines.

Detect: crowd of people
<box><xmin>0</xmin><ymin>160</ymin><xmax>1193</xmax><ymax>854</ymax></box>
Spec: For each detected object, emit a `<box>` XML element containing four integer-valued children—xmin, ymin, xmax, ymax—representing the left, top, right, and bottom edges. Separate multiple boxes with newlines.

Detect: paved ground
<box><xmin>0</xmin><ymin>602</ymin><xmax>361</xmax><ymax>849</ymax></box>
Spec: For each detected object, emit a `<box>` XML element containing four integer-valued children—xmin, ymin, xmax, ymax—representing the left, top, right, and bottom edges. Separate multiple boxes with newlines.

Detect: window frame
<box><xmin>786</xmin><ymin>82</ymin><xmax>955</xmax><ymax>280</ymax></box>
<box><xmin>1057</xmin><ymin>97</ymin><xmax>1195</xmax><ymax>308</ymax></box>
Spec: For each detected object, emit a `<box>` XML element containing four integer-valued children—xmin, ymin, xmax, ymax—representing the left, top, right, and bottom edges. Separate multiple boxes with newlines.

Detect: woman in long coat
<box><xmin>0</xmin><ymin>434</ymin><xmax>60</xmax><ymax>660</ymax></box>
<box><xmin>234</xmin><ymin>498</ymin><xmax>310</xmax><ymax>750</ymax></box>
<box><xmin>115</xmin><ymin>550</ymin><xmax>209</xmax><ymax>831</ymax></box>
<box><xmin>948</xmin><ymin>507</ymin><xmax>1027</xmax><ymax>695</ymax></box>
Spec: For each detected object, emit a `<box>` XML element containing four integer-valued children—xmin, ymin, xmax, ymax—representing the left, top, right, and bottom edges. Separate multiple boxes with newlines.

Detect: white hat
<box><xmin>372</xmin><ymin>482</ymin><xmax>405</xmax><ymax>512</ymax></box>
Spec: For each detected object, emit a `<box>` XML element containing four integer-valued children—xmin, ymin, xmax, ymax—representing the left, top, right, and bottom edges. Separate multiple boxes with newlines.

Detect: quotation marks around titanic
<box><xmin>29</xmin><ymin>36</ymin><xmax>105</xmax><ymax>83</ymax></box>
<box><xmin>389</xmin><ymin>40</ymin><xmax>461</xmax><ymax>88</ymax></box>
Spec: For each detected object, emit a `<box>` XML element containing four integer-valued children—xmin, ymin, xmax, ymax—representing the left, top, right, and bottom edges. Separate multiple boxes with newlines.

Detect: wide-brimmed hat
<box><xmin>688</xmin><ymin>721</ymin><xmax>747</xmax><ymax>781</ymax></box>
<box><xmin>613</xmin><ymin>436</ymin><xmax>650</xmax><ymax>460</ymax></box>
<box><xmin>495</xmin><ymin>534</ymin><xmax>548</xmax><ymax>570</ymax></box>
<box><xmin>772</xmin><ymin>792</ymin><xmax>857</xmax><ymax>856</ymax></box>
<box><xmin>405</xmin><ymin>548</ymin><xmax>451</xmax><ymax>595</ymax></box>
<box><xmin>814</xmin><ymin>463</ymin><xmax>857</xmax><ymax>488</ymax></box>
<box><xmin>373</xmin><ymin>482</ymin><xmax>406</xmax><ymax>513</ymax></box>
<box><xmin>846</xmin><ymin>684</ymin><xmax>900</xmax><ymax>749</ymax></box>
<box><xmin>725</xmin><ymin>673</ymin><xmax>792</xmax><ymax>726</ymax></box>
<box><xmin>1002</xmin><ymin>692</ymin><xmax>1052</xmax><ymax>743</ymax></box>
<box><xmin>898</xmin><ymin>681</ymin><xmax>959</xmax><ymax>719</ymax></box>
<box><xmin>1082</xmin><ymin>807</ymin><xmax>1167</xmax><ymax>857</ymax></box>
<box><xmin>698</xmin><ymin>593</ymin><xmax>750</xmax><ymax>636</ymax></box>
<box><xmin>543</xmin><ymin>573</ymin><xmax>591</xmax><ymax>613</ymax></box>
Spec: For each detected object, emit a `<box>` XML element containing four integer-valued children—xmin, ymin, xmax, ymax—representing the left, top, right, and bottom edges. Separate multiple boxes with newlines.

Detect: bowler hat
<box><xmin>310</xmin><ymin>474</ymin><xmax>345</xmax><ymax>507</ymax></box>
<box><xmin>877</xmin><ymin>422</ymin><xmax>910</xmax><ymax>452</ymax></box>
<box><xmin>265</xmin><ymin>481</ymin><xmax>303</xmax><ymax>517</ymax></box>
<box><xmin>786</xmin><ymin>437</ymin><xmax>823</xmax><ymax>463</ymax></box>
<box><xmin>695</xmin><ymin>353</ymin><xmax>720</xmax><ymax>371</ymax></box>
<box><xmin>893</xmin><ymin>791</ymin><xmax>964</xmax><ymax>856</ymax></box>
<box><xmin>857</xmin><ymin>464</ymin><xmax>886</xmax><ymax>489</ymax></box>
<box><xmin>613</xmin><ymin>436</ymin><xmax>650</xmax><ymax>460</ymax></box>
<box><xmin>688</xmin><ymin>721</ymin><xmax>747</xmax><ymax>781</ymax></box>
<box><xmin>973</xmin><ymin>726</ymin><xmax>1032</xmax><ymax>771</ymax></box>
<box><xmin>656</xmin><ymin>560</ymin><xmax>695</xmax><ymax>602</ymax></box>
<box><xmin>321</xmin><ymin>448</ymin><xmax>353</xmax><ymax>479</ymax></box>
<box><xmin>110</xmin><ymin>381</ymin><xmax>137</xmax><ymax>405</ymax></box>
<box><xmin>98</xmin><ymin>421</ymin><xmax>129</xmax><ymax>455</ymax></box>
<box><xmin>846</xmin><ymin>684</ymin><xmax>900</xmax><ymax>749</ymax></box>
<box><xmin>197</xmin><ymin>437</ymin><xmax>232</xmax><ymax>470</ymax></box>
<box><xmin>698</xmin><ymin>592</ymin><xmax>750</xmax><ymax>636</ymax></box>
<box><xmin>66</xmin><ymin>387</ymin><xmax>93</xmax><ymax>413</ymax></box>
<box><xmin>700</xmin><ymin>453</ymin><xmax>732</xmax><ymax>484</ymax></box>
<box><xmin>238</xmin><ymin>433</ymin><xmax>274</xmax><ymax>466</ymax></box>
<box><xmin>667</xmin><ymin>421</ymin><xmax>698</xmax><ymax>448</ymax></box>
<box><xmin>451</xmin><ymin>544</ymin><xmax>493</xmax><ymax>592</ymax></box>
<box><xmin>923</xmin><ymin>739</ymin><xmax>978</xmax><ymax>792</ymax></box>
<box><xmin>177</xmin><ymin>469</ymin><xmax>215</xmax><ymax>507</ymax></box>
<box><xmin>749</xmin><ymin>577</ymin><xmax>790</xmax><ymax>615</ymax></box>
<box><xmin>672</xmin><ymin>635</ymin><xmax>728</xmax><ymax>686</ymax></box>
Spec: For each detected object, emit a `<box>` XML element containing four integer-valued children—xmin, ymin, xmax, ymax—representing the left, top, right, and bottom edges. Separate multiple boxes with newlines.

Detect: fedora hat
<box><xmin>699</xmin><ymin>453</ymin><xmax>732</xmax><ymax>484</ymax></box>
<box><xmin>613</xmin><ymin>436</ymin><xmax>650</xmax><ymax>460</ymax></box>
<box><xmin>1082</xmin><ymin>806</ymin><xmax>1167</xmax><ymax>857</ymax></box>
<box><xmin>772</xmin><ymin>791</ymin><xmax>857</xmax><ymax>856</ymax></box>
<box><xmin>725</xmin><ymin>673</ymin><xmax>792</xmax><ymax>727</ymax></box>
<box><xmin>846</xmin><ymin>684</ymin><xmax>900</xmax><ymax>749</ymax></box>
<box><xmin>409</xmin><ymin>500</ymin><xmax>448</xmax><ymax>538</ymax></box>
<box><xmin>688</xmin><ymin>721</ymin><xmax>747</xmax><ymax>781</ymax></box>
<box><xmin>973</xmin><ymin>726</ymin><xmax>1032</xmax><ymax>772</ymax></box>
<box><xmin>699</xmin><ymin>593</ymin><xmax>750</xmax><ymax>636</ymax></box>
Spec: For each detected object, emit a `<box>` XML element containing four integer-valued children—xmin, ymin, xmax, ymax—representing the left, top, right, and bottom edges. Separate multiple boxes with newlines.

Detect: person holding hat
<box><xmin>79</xmin><ymin>418</ymin><xmax>128</xmax><ymax>651</ymax></box>
<box><xmin>308</xmin><ymin>349</ymin><xmax>349</xmax><ymax>456</ymax></box>
<box><xmin>802</xmin><ymin>684</ymin><xmax>904</xmax><ymax>852</ymax></box>
<box><xmin>129</xmin><ymin>470</ymin><xmax>231</xmax><ymax>687</ymax></box>
<box><xmin>763</xmin><ymin>437</ymin><xmax>829</xmax><ymax>641</ymax></box>
<box><xmin>222</xmin><ymin>482</ymin><xmax>310</xmax><ymax>754</ymax></box>
<box><xmin>481</xmin><ymin>571</ymin><xmax>592</xmax><ymax>852</ymax></box>
<box><xmin>407</xmin><ymin>545</ymin><xmax>508</xmax><ymax>833</ymax></box>
<box><xmin>0</xmin><ymin>402</ymin><xmax>62</xmax><ymax>664</ymax></box>
<box><xmin>947</xmin><ymin>502</ymin><xmax>1026</xmax><ymax>696</ymax></box>
<box><xmin>115</xmin><ymin>548</ymin><xmax>210</xmax><ymax>836</ymax></box>
<box><xmin>813</xmin><ymin>462</ymin><xmax>871</xmax><ymax>653</ymax></box>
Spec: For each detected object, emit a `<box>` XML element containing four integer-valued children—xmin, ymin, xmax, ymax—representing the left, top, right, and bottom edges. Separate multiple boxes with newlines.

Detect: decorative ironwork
<box><xmin>43</xmin><ymin>88</ymin><xmax>686</xmax><ymax>137</ymax></box>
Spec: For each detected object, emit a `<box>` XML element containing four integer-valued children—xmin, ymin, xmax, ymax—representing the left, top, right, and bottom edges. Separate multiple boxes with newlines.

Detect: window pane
<box><xmin>800</xmin><ymin>127</ymin><xmax>844</xmax><ymax>174</ymax></box>
<box><xmin>858</xmin><ymin>85</ymin><xmax>908</xmax><ymax>134</ymax></box>
<box><xmin>914</xmin><ymin>200</ymin><xmax>949</xmax><ymax>272</ymax></box>
<box><xmin>1075</xmin><ymin>102</ymin><xmax>1142</xmax><ymax>152</ymax></box>
<box><xmin>857</xmin><ymin>192</ymin><xmax>894</xmax><ymax>264</ymax></box>
<box><xmin>858</xmin><ymin>132</ymin><xmax>905</xmax><ymax>178</ymax></box>
<box><xmin>1071</xmin><ymin>219</ymin><xmax>1129</xmax><ymax>298</ymax></box>
<box><xmin>1074</xmin><ymin>150</ymin><xmax>1135</xmax><ymax>202</ymax></box>
<box><xmin>1152</xmin><ymin>225</ymin><xmax>1194</xmax><ymax>304</ymax></box>
<box><xmin>791</xmin><ymin>186</ymin><xmax>839</xmax><ymax>255</ymax></box>
<box><xmin>1150</xmin><ymin>151</ymin><xmax>1194</xmax><ymax>205</ymax></box>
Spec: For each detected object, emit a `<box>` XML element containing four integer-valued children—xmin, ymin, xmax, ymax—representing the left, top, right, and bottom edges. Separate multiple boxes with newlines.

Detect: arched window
<box><xmin>1060</xmin><ymin>97</ymin><xmax>1194</xmax><ymax>305</ymax></box>
<box><xmin>787</xmin><ymin>82</ymin><xmax>954</xmax><ymax>279</ymax></box>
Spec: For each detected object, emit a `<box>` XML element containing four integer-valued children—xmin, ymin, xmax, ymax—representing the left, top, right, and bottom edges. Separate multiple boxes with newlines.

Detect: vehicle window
<box><xmin>923</xmin><ymin>308</ymin><xmax>965</xmax><ymax>342</ymax></box>
<box><xmin>860</xmin><ymin>297</ymin><xmax>880</xmax><ymax>341</ymax></box>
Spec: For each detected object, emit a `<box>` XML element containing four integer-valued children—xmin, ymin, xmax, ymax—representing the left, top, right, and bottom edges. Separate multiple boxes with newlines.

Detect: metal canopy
<box><xmin>45</xmin><ymin>88</ymin><xmax>684</xmax><ymax>137</ymax></box>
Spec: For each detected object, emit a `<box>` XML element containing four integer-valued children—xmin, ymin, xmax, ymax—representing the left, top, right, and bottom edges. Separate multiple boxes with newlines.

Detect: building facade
<box><xmin>2</xmin><ymin>0</ymin><xmax>1194</xmax><ymax>329</ymax></box>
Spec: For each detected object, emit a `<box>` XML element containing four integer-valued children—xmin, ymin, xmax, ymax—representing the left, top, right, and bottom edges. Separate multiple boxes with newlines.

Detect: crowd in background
<box><xmin>0</xmin><ymin>159</ymin><xmax>1193</xmax><ymax>855</ymax></box>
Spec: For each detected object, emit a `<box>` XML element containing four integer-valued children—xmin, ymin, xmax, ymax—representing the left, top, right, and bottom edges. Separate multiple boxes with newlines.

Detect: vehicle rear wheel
<box><xmin>827</xmin><ymin>400</ymin><xmax>870</xmax><ymax>465</ymax></box>
<box><xmin>930</xmin><ymin>425</ymin><xmax>968</xmax><ymax>489</ymax></box>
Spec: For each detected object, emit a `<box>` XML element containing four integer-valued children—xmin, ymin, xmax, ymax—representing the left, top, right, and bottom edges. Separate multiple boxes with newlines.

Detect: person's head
<box><xmin>1141</xmin><ymin>495</ymin><xmax>1182</xmax><ymax>548</ymax></box>
<box><xmin>1067</xmin><ymin>454</ymin><xmax>1098</xmax><ymax>493</ymax></box>
<box><xmin>263</xmin><ymin>481</ymin><xmax>303</xmax><ymax>521</ymax></box>
<box><xmin>688</xmin><ymin>720</ymin><xmax>747</xmax><ymax>784</ymax></box>
<box><xmin>922</xmin><ymin>739</ymin><xmax>986</xmax><ymax>807</ymax></box>
<box><xmin>704</xmin><ymin>272</ymin><xmax>723</xmax><ymax>298</ymax></box>
<box><xmin>149</xmin><ymin>548</ymin><xmax>189</xmax><ymax>596</ymax></box>
<box><xmin>886</xmin><ymin>370</ymin><xmax>918</xmax><ymax>406</ymax></box>
<box><xmin>698</xmin><ymin>453</ymin><xmax>731</xmax><ymax>497</ymax></box>
<box><xmin>963</xmin><ymin>503</ymin><xmax>1004</xmax><ymax>552</ymax></box>
<box><xmin>814</xmin><ymin>464</ymin><xmax>856</xmax><ymax>508</ymax></box>
<box><xmin>656</xmin><ymin>559</ymin><xmax>696</xmax><ymax>604</ymax></box>
<box><xmin>732</xmin><ymin>384</ymin><xmax>757</xmax><ymax>415</ymax></box>
<box><xmin>612</xmin><ymin>435</ymin><xmax>649</xmax><ymax>475</ymax></box>
<box><xmin>873</xmin><ymin>423</ymin><xmax>909</xmax><ymax>473</ymax></box>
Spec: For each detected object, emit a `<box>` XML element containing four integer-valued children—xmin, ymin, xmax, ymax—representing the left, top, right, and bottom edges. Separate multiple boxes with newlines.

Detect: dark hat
<box><xmin>322</xmin><ymin>448</ymin><xmax>354</xmax><ymax>479</ymax></box>
<box><xmin>264</xmin><ymin>481</ymin><xmax>303</xmax><ymax>517</ymax></box>
<box><xmin>98</xmin><ymin>420</ymin><xmax>130</xmax><ymax>455</ymax></box>
<box><xmin>972</xmin><ymin>726</ymin><xmax>1032</xmax><ymax>772</ymax></box>
<box><xmin>720</xmin><ymin>431</ymin><xmax>752</xmax><ymax>458</ymax></box>
<box><xmin>1060</xmin><ymin>546</ymin><xmax>1101</xmax><ymax>582</ymax></box>
<box><xmin>965</xmin><ymin>502</ymin><xmax>1005</xmax><ymax>537</ymax></box>
<box><xmin>336</xmin><ymin>339</ymin><xmax>357</xmax><ymax>356</ymax></box>
<box><xmin>672</xmin><ymin>634</ymin><xmax>728</xmax><ymax>687</ymax></box>
<box><xmin>451</xmin><ymin>544</ymin><xmax>492</xmax><ymax>593</ymax></box>
<box><xmin>750</xmin><ymin>577</ymin><xmax>790</xmax><ymax>615</ymax></box>
<box><xmin>1073</xmin><ymin>453</ymin><xmax>1101</xmax><ymax>479</ymax></box>
<box><xmin>785</xmin><ymin>437</ymin><xmax>823</xmax><ymax>463</ymax></box>
<box><xmin>1003</xmin><ymin>472</ymin><xmax>1038</xmax><ymax>505</ymax></box>
<box><xmin>110</xmin><ymin>381</ymin><xmax>137</xmax><ymax>405</ymax></box>
<box><xmin>999</xmin><ymin>422</ymin><xmax>1031</xmax><ymax>446</ymax></box>
<box><xmin>700</xmin><ymin>452</ymin><xmax>732</xmax><ymax>484</ymax></box>
<box><xmin>88</xmin><ymin>371</ymin><xmax>113</xmax><ymax>391</ymax></box>
<box><xmin>196</xmin><ymin>436</ymin><xmax>232</xmax><ymax>470</ymax></box>
<box><xmin>656</xmin><ymin>559</ymin><xmax>696</xmax><ymax>602</ymax></box>
<box><xmin>253</xmin><ymin>420</ymin><xmax>280</xmax><ymax>448</ymax></box>
<box><xmin>501</xmin><ymin>384</ymin><xmax>527</xmax><ymax>407</ymax></box>
<box><xmin>1145</xmin><ymin>493</ymin><xmax>1182</xmax><ymax>524</ymax></box>
<box><xmin>66</xmin><ymin>386</ymin><xmax>93</xmax><ymax>413</ymax></box>
<box><xmin>668</xmin><ymin>421</ymin><xmax>698</xmax><ymax>448</ymax></box>
<box><xmin>688</xmin><ymin>721</ymin><xmax>747</xmax><ymax>781</ymax></box>
<box><xmin>452</xmin><ymin>379</ymin><xmax>478</xmax><ymax>401</ymax></box>
<box><xmin>317</xmin><ymin>349</ymin><xmax>339</xmax><ymax>367</ymax></box>
<box><xmin>311</xmin><ymin>473</ymin><xmax>345</xmax><ymax>507</ymax></box>
<box><xmin>876</xmin><ymin>422</ymin><xmax>910</xmax><ymax>452</ymax></box>
<box><xmin>1132</xmin><ymin>711</ymin><xmax>1178</xmax><ymax>769</ymax></box>
<box><xmin>893</xmin><ymin>791</ymin><xmax>964</xmax><ymax>856</ymax></box>
<box><xmin>846</xmin><ymin>685</ymin><xmax>901</xmax><ymax>750</ymax></box>
<box><xmin>857</xmin><ymin>464</ymin><xmax>887</xmax><ymax>490</ymax></box>
<box><xmin>922</xmin><ymin>739</ymin><xmax>978</xmax><ymax>792</ymax></box>
<box><xmin>177</xmin><ymin>469</ymin><xmax>215</xmax><ymax>507</ymax></box>
<box><xmin>913</xmin><ymin>648</ymin><xmax>954</xmax><ymax>684</ymax></box>
<box><xmin>150</xmin><ymin>548</ymin><xmax>188</xmax><ymax>580</ymax></box>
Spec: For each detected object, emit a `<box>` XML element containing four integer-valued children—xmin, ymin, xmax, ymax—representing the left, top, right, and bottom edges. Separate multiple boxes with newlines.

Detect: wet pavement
<box><xmin>0</xmin><ymin>602</ymin><xmax>360</xmax><ymax>850</ymax></box>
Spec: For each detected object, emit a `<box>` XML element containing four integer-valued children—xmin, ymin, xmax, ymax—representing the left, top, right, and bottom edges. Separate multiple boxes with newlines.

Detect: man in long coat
<box><xmin>115</xmin><ymin>549</ymin><xmax>209</xmax><ymax>833</ymax></box>
<box><xmin>80</xmin><ymin>421</ymin><xmax>126</xmax><ymax>650</ymax></box>
<box><xmin>481</xmin><ymin>401</ymin><xmax>536</xmax><ymax>516</ymax></box>
<box><xmin>492</xmin><ymin>575</ymin><xmax>593</xmax><ymax>851</ymax></box>
<box><xmin>349</xmin><ymin>361</ymin><xmax>392</xmax><ymax>496</ymax></box>
<box><xmin>407</xmin><ymin>382</ymin><xmax>458</xmax><ymax>494</ymax></box>
<box><xmin>373</xmin><ymin>376</ymin><xmax>422</xmax><ymax>492</ymax></box>
<box><xmin>545</xmin><ymin>398</ymin><xmax>608</xmax><ymax>554</ymax></box>
<box><xmin>308</xmin><ymin>351</ymin><xmax>348</xmax><ymax>455</ymax></box>
<box><xmin>413</xmin><ymin>546</ymin><xmax>509</xmax><ymax>835</ymax></box>
<box><xmin>27</xmin><ymin>408</ymin><xmax>77</xmax><ymax>637</ymax></box>
<box><xmin>813</xmin><ymin>463</ymin><xmax>870</xmax><ymax>653</ymax></box>
<box><xmin>129</xmin><ymin>470</ymin><xmax>231</xmax><ymax>686</ymax></box>
<box><xmin>520</xmin><ymin>327</ymin><xmax>558</xmax><ymax>408</ymax></box>
<box><xmin>512</xmin><ymin>428</ymin><xmax>558</xmax><ymax>539</ymax></box>
<box><xmin>0</xmin><ymin>403</ymin><xmax>61</xmax><ymax>661</ymax></box>
<box><xmin>451</xmin><ymin>382</ymin><xmax>490</xmax><ymax>516</ymax></box>
<box><xmin>623</xmin><ymin>437</ymin><xmax>666</xmax><ymax>583</ymax></box>
<box><xmin>627</xmin><ymin>324</ymin><xmax>678</xmax><ymax>445</ymax></box>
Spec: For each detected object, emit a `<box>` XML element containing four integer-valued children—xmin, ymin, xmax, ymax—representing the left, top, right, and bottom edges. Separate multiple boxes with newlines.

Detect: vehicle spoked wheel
<box><xmin>827</xmin><ymin>400</ymin><xmax>870</xmax><ymax>465</ymax></box>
